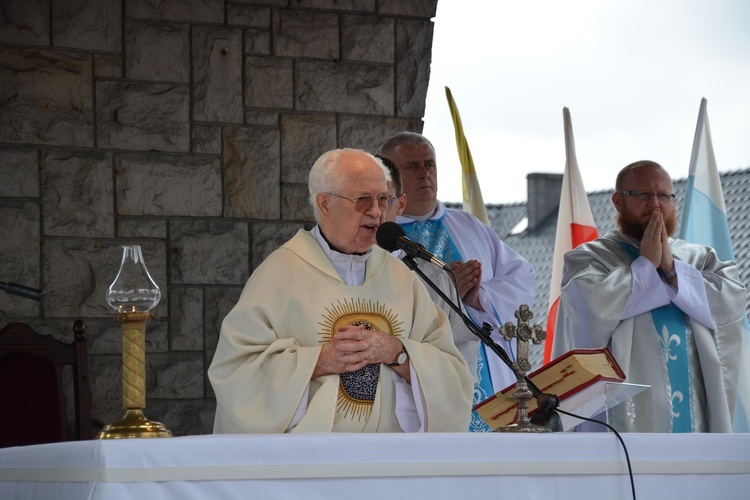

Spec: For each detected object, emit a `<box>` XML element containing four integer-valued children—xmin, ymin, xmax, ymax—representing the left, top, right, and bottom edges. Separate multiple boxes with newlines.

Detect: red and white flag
<box><xmin>543</xmin><ymin>107</ymin><xmax>598</xmax><ymax>364</ymax></box>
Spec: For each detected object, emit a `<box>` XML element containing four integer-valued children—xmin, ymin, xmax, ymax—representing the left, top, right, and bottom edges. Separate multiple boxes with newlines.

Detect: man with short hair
<box><xmin>552</xmin><ymin>160</ymin><xmax>746</xmax><ymax>432</ymax></box>
<box><xmin>209</xmin><ymin>148</ymin><xmax>474</xmax><ymax>433</ymax></box>
<box><xmin>378</xmin><ymin>154</ymin><xmax>478</xmax><ymax>382</ymax></box>
<box><xmin>380</xmin><ymin>132</ymin><xmax>535</xmax><ymax>432</ymax></box>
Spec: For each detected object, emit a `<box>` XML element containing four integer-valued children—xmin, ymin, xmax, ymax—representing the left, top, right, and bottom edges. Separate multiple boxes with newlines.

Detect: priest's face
<box><xmin>317</xmin><ymin>152</ymin><xmax>388</xmax><ymax>254</ymax></box>
<box><xmin>391</xmin><ymin>142</ymin><xmax>438</xmax><ymax>217</ymax></box>
<box><xmin>613</xmin><ymin>166</ymin><xmax>677</xmax><ymax>240</ymax></box>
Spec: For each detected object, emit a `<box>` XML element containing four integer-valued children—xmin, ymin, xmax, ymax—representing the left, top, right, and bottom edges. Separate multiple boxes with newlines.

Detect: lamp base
<box><xmin>97</xmin><ymin>409</ymin><xmax>173</xmax><ymax>439</ymax></box>
<box><xmin>495</xmin><ymin>421</ymin><xmax>551</xmax><ymax>433</ymax></box>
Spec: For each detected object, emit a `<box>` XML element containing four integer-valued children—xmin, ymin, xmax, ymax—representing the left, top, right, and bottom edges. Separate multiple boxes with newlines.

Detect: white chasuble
<box><xmin>209</xmin><ymin>229</ymin><xmax>474</xmax><ymax>434</ymax></box>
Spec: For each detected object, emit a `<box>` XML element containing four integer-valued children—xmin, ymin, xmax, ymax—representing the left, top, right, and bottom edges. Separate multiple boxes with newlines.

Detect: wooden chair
<box><xmin>0</xmin><ymin>321</ymin><xmax>93</xmax><ymax>447</ymax></box>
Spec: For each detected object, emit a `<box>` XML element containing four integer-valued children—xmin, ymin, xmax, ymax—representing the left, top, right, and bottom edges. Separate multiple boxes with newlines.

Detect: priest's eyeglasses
<box><xmin>617</xmin><ymin>190</ymin><xmax>676</xmax><ymax>203</ymax></box>
<box><xmin>327</xmin><ymin>193</ymin><xmax>397</xmax><ymax>213</ymax></box>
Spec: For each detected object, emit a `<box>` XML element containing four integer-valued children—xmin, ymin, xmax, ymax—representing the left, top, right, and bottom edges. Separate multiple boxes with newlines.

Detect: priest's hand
<box><xmin>658</xmin><ymin>217</ymin><xmax>675</xmax><ymax>277</ymax></box>
<box><xmin>312</xmin><ymin>325</ymin><xmax>410</xmax><ymax>383</ymax></box>
<box><xmin>450</xmin><ymin>259</ymin><xmax>483</xmax><ymax>311</ymax></box>
<box><xmin>640</xmin><ymin>211</ymin><xmax>664</xmax><ymax>269</ymax></box>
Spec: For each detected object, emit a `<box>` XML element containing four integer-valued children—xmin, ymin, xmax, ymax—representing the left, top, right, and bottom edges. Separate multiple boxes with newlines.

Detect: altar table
<box><xmin>1</xmin><ymin>432</ymin><xmax>748</xmax><ymax>499</ymax></box>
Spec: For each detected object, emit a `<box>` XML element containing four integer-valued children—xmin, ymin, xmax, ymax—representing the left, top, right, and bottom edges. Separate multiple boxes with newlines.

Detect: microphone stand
<box><xmin>401</xmin><ymin>255</ymin><xmax>561</xmax><ymax>430</ymax></box>
<box><xmin>0</xmin><ymin>280</ymin><xmax>46</xmax><ymax>302</ymax></box>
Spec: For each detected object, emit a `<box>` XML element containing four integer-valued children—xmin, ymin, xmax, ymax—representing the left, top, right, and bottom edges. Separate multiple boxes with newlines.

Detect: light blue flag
<box><xmin>678</xmin><ymin>97</ymin><xmax>750</xmax><ymax>432</ymax></box>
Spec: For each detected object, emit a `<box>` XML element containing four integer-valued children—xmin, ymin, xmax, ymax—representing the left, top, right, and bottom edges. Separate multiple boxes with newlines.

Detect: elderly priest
<box><xmin>208</xmin><ymin>148</ymin><xmax>474</xmax><ymax>433</ymax></box>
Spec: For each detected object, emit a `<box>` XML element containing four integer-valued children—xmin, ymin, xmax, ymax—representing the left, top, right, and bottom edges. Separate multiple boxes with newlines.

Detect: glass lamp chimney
<box><xmin>106</xmin><ymin>245</ymin><xmax>161</xmax><ymax>313</ymax></box>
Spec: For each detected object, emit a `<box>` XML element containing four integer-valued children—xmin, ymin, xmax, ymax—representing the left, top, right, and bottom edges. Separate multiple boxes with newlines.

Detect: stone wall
<box><xmin>0</xmin><ymin>0</ymin><xmax>436</xmax><ymax>436</ymax></box>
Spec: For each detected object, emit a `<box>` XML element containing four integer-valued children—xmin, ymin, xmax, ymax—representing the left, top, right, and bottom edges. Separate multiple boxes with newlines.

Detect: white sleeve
<box><xmin>392</xmin><ymin>362</ymin><xmax>425</xmax><ymax>433</ymax></box>
<box><xmin>622</xmin><ymin>256</ymin><xmax>671</xmax><ymax>319</ymax></box>
<box><xmin>623</xmin><ymin>257</ymin><xmax>714</xmax><ymax>329</ymax></box>
<box><xmin>285</xmin><ymin>385</ymin><xmax>310</xmax><ymax>432</ymax></box>
<box><xmin>668</xmin><ymin>259</ymin><xmax>714</xmax><ymax>329</ymax></box>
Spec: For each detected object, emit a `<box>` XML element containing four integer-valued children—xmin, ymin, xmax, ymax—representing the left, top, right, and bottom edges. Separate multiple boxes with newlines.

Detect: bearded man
<box><xmin>551</xmin><ymin>160</ymin><xmax>746</xmax><ymax>433</ymax></box>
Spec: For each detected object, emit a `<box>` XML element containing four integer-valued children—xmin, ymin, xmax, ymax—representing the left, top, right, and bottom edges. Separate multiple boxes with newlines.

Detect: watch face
<box><xmin>396</xmin><ymin>351</ymin><xmax>408</xmax><ymax>365</ymax></box>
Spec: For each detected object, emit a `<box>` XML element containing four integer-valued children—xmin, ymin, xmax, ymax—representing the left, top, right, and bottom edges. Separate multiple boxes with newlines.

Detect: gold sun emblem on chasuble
<box><xmin>318</xmin><ymin>298</ymin><xmax>404</xmax><ymax>421</ymax></box>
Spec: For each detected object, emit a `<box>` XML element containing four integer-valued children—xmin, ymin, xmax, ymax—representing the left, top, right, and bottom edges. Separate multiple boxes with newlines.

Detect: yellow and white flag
<box><xmin>445</xmin><ymin>86</ymin><xmax>490</xmax><ymax>225</ymax></box>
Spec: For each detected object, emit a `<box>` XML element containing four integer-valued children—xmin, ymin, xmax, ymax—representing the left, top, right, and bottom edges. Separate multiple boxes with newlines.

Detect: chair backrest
<box><xmin>0</xmin><ymin>321</ymin><xmax>92</xmax><ymax>447</ymax></box>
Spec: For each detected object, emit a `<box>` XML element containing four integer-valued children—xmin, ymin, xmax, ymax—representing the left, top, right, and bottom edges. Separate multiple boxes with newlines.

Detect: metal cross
<box><xmin>499</xmin><ymin>304</ymin><xmax>547</xmax><ymax>345</ymax></box>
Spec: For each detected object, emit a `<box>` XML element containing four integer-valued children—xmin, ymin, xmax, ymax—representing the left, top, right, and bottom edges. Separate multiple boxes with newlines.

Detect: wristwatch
<box><xmin>388</xmin><ymin>345</ymin><xmax>409</xmax><ymax>366</ymax></box>
<box><xmin>663</xmin><ymin>265</ymin><xmax>677</xmax><ymax>282</ymax></box>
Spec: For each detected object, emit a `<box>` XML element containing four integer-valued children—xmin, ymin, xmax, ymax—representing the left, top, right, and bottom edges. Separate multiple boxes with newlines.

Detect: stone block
<box><xmin>0</xmin><ymin>0</ymin><xmax>49</xmax><ymax>45</ymax></box>
<box><xmin>378</xmin><ymin>0</ymin><xmax>438</xmax><ymax>17</ymax></box>
<box><xmin>43</xmin><ymin>240</ymin><xmax>167</xmax><ymax>319</ymax></box>
<box><xmin>96</xmin><ymin>81</ymin><xmax>190</xmax><ymax>152</ymax></box>
<box><xmin>85</xmin><ymin>320</ymin><xmax>123</xmax><ymax>355</ymax></box>
<box><xmin>244</xmin><ymin>56</ymin><xmax>293</xmax><ymax>109</ymax></box>
<box><xmin>251</xmin><ymin>222</ymin><xmax>304</xmax><ymax>269</ymax></box>
<box><xmin>41</xmin><ymin>149</ymin><xmax>114</xmax><ymax>238</ymax></box>
<box><xmin>338</xmin><ymin>115</ymin><xmax>423</xmax><ymax>152</ymax></box>
<box><xmin>244</xmin><ymin>28</ymin><xmax>271</xmax><ymax>55</ymax></box>
<box><xmin>0</xmin><ymin>147</ymin><xmax>38</xmax><ymax>197</ymax></box>
<box><xmin>280</xmin><ymin>114</ymin><xmax>336</xmax><ymax>183</ymax></box>
<box><xmin>94</xmin><ymin>53</ymin><xmax>123</xmax><ymax>78</ymax></box>
<box><xmin>192</xmin><ymin>124</ymin><xmax>223</xmax><ymax>154</ymax></box>
<box><xmin>52</xmin><ymin>0</ymin><xmax>121</xmax><ymax>52</ymax></box>
<box><xmin>169</xmin><ymin>220</ymin><xmax>249</xmax><ymax>285</ymax></box>
<box><xmin>272</xmin><ymin>10</ymin><xmax>338</xmax><ymax>59</ymax></box>
<box><xmin>291</xmin><ymin>0</ymin><xmax>375</xmax><ymax>11</ymax></box>
<box><xmin>170</xmin><ymin>287</ymin><xmax>204</xmax><ymax>351</ymax></box>
<box><xmin>0</xmin><ymin>200</ymin><xmax>40</xmax><ymax>317</ymax></box>
<box><xmin>232</xmin><ymin>0</ymin><xmax>286</xmax><ymax>5</ymax></box>
<box><xmin>146</xmin><ymin>399</ymin><xmax>215</xmax><ymax>436</ymax></box>
<box><xmin>281</xmin><ymin>185</ymin><xmax>315</xmax><ymax>222</ymax></box>
<box><xmin>223</xmin><ymin>126</ymin><xmax>281</xmax><ymax>219</ymax></box>
<box><xmin>192</xmin><ymin>26</ymin><xmax>243</xmax><ymax>123</ymax></box>
<box><xmin>89</xmin><ymin>355</ymin><xmax>123</xmax><ymax>425</ymax></box>
<box><xmin>395</xmin><ymin>19</ymin><xmax>433</xmax><ymax>117</ymax></box>
<box><xmin>342</xmin><ymin>14</ymin><xmax>394</xmax><ymax>63</ymax></box>
<box><xmin>125</xmin><ymin>20</ymin><xmax>189</xmax><ymax>83</ymax></box>
<box><xmin>116</xmin><ymin>153</ymin><xmax>222</xmax><ymax>217</ymax></box>
<box><xmin>117</xmin><ymin>219</ymin><xmax>168</xmax><ymax>239</ymax></box>
<box><xmin>228</xmin><ymin>4</ymin><xmax>270</xmax><ymax>28</ymax></box>
<box><xmin>296</xmin><ymin>60</ymin><xmax>393</xmax><ymax>115</ymax></box>
<box><xmin>126</xmin><ymin>0</ymin><xmax>224</xmax><ymax>23</ymax></box>
<box><xmin>148</xmin><ymin>352</ymin><xmax>204</xmax><ymax>398</ymax></box>
<box><xmin>244</xmin><ymin>110</ymin><xmax>279</xmax><ymax>127</ymax></box>
<box><xmin>0</xmin><ymin>48</ymin><xmax>93</xmax><ymax>147</ymax></box>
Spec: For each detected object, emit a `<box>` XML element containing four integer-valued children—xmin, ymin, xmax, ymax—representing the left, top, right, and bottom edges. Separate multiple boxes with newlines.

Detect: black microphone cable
<box><xmin>554</xmin><ymin>407</ymin><xmax>637</xmax><ymax>500</ymax></box>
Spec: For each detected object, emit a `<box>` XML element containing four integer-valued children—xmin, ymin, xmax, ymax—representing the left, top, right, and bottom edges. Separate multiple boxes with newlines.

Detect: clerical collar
<box><xmin>316</xmin><ymin>227</ymin><xmax>368</xmax><ymax>256</ymax></box>
<box><xmin>311</xmin><ymin>226</ymin><xmax>370</xmax><ymax>287</ymax></box>
<box><xmin>399</xmin><ymin>200</ymin><xmax>444</xmax><ymax>222</ymax></box>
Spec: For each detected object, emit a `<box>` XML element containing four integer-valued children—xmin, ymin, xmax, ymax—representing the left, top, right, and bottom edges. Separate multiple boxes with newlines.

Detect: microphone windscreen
<box><xmin>376</xmin><ymin>221</ymin><xmax>406</xmax><ymax>252</ymax></box>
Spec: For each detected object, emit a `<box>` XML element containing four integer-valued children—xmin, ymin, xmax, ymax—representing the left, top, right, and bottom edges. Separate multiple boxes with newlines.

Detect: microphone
<box><xmin>376</xmin><ymin>221</ymin><xmax>451</xmax><ymax>271</ymax></box>
<box><xmin>0</xmin><ymin>281</ymin><xmax>46</xmax><ymax>302</ymax></box>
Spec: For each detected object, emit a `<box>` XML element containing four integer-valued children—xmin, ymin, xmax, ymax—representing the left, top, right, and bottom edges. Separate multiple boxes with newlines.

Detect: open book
<box><xmin>473</xmin><ymin>347</ymin><xmax>625</xmax><ymax>430</ymax></box>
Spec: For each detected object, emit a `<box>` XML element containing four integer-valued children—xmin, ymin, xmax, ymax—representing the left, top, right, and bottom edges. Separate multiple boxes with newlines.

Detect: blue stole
<box><xmin>402</xmin><ymin>219</ymin><xmax>494</xmax><ymax>432</ymax></box>
<box><xmin>619</xmin><ymin>243</ymin><xmax>693</xmax><ymax>432</ymax></box>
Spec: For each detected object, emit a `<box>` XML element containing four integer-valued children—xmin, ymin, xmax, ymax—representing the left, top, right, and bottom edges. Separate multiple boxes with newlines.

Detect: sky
<box><xmin>422</xmin><ymin>0</ymin><xmax>750</xmax><ymax>204</ymax></box>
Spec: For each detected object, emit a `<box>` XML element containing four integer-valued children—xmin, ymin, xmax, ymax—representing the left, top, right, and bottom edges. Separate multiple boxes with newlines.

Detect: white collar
<box><xmin>312</xmin><ymin>226</ymin><xmax>370</xmax><ymax>286</ymax></box>
<box><xmin>397</xmin><ymin>200</ymin><xmax>445</xmax><ymax>223</ymax></box>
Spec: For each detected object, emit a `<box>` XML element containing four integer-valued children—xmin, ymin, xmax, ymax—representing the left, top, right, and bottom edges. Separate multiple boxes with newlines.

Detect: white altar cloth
<box><xmin>0</xmin><ymin>432</ymin><xmax>748</xmax><ymax>499</ymax></box>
